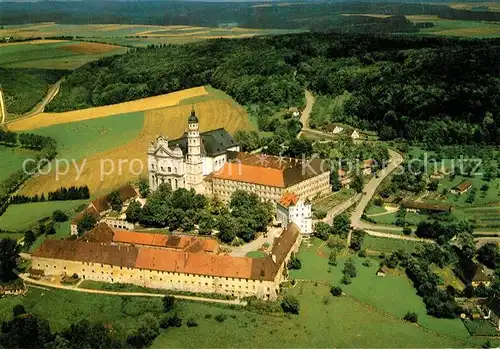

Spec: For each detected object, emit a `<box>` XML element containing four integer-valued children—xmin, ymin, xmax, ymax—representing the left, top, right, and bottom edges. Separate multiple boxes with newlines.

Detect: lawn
<box><xmin>245</xmin><ymin>251</ymin><xmax>267</xmax><ymax>259</ymax></box>
<box><xmin>365</xmin><ymin>205</ymin><xmax>387</xmax><ymax>215</ymax></box>
<box><xmin>370</xmin><ymin>211</ymin><xmax>429</xmax><ymax>227</ymax></box>
<box><xmin>0</xmin><ymin>200</ymin><xmax>87</xmax><ymax>231</ymax></box>
<box><xmin>0</xmin><ymin>146</ymin><xmax>39</xmax><ymax>182</ymax></box>
<box><xmin>289</xmin><ymin>238</ymin><xmax>471</xmax><ymax>342</ymax></box>
<box><xmin>31</xmin><ymin>111</ymin><xmax>144</xmax><ymax>161</ymax></box>
<box><xmin>363</xmin><ymin>235</ymin><xmax>425</xmax><ymax>254</ymax></box>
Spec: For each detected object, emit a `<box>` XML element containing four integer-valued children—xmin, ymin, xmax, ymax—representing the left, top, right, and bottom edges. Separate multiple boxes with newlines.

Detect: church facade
<box><xmin>147</xmin><ymin>108</ymin><xmax>239</xmax><ymax>193</ymax></box>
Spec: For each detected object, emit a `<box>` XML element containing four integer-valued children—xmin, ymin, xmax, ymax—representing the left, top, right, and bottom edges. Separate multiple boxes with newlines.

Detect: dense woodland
<box><xmin>47</xmin><ymin>33</ymin><xmax>500</xmax><ymax>146</ymax></box>
<box><xmin>1</xmin><ymin>1</ymin><xmax>498</xmax><ymax>28</ymax></box>
<box><xmin>0</xmin><ymin>68</ymin><xmax>67</xmax><ymax>115</ymax></box>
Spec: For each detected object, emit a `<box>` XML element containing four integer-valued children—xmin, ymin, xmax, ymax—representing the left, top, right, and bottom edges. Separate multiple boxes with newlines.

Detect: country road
<box><xmin>5</xmin><ymin>79</ymin><xmax>62</xmax><ymax>125</ymax></box>
<box><xmin>20</xmin><ymin>274</ymin><xmax>247</xmax><ymax>306</ymax></box>
<box><xmin>297</xmin><ymin>90</ymin><xmax>314</xmax><ymax>138</ymax></box>
<box><xmin>0</xmin><ymin>88</ymin><xmax>7</xmax><ymax>125</ymax></box>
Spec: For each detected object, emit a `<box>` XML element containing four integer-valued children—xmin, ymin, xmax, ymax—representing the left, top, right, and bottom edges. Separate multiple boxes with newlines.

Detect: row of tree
<box><xmin>9</xmin><ymin>186</ymin><xmax>90</xmax><ymax>205</ymax></box>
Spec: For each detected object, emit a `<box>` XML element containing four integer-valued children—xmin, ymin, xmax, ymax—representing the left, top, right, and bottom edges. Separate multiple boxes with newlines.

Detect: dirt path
<box><xmin>20</xmin><ymin>274</ymin><xmax>247</xmax><ymax>306</ymax></box>
<box><xmin>297</xmin><ymin>90</ymin><xmax>314</xmax><ymax>138</ymax></box>
<box><xmin>0</xmin><ymin>88</ymin><xmax>7</xmax><ymax>125</ymax></box>
<box><xmin>5</xmin><ymin>79</ymin><xmax>61</xmax><ymax>125</ymax></box>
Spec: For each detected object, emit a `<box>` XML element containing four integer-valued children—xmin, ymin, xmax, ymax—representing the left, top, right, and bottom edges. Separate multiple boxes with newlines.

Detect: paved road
<box><xmin>5</xmin><ymin>79</ymin><xmax>61</xmax><ymax>125</ymax></box>
<box><xmin>20</xmin><ymin>273</ymin><xmax>246</xmax><ymax>306</ymax></box>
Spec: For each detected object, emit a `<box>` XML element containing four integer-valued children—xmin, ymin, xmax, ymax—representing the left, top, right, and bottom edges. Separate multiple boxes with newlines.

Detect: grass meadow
<box><xmin>0</xmin><ymin>200</ymin><xmax>86</xmax><ymax>231</ymax></box>
<box><xmin>0</xmin><ymin>146</ymin><xmax>39</xmax><ymax>182</ymax></box>
<box><xmin>0</xmin><ymin>41</ymin><xmax>127</xmax><ymax>70</ymax></box>
<box><xmin>289</xmin><ymin>238</ymin><xmax>474</xmax><ymax>344</ymax></box>
<box><xmin>31</xmin><ymin>111</ymin><xmax>144</xmax><ymax>161</ymax></box>
<box><xmin>363</xmin><ymin>235</ymin><xmax>425</xmax><ymax>254</ymax></box>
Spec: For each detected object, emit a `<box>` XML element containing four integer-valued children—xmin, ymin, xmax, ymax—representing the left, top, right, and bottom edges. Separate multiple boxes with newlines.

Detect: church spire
<box><xmin>188</xmin><ymin>105</ymin><xmax>198</xmax><ymax>124</ymax></box>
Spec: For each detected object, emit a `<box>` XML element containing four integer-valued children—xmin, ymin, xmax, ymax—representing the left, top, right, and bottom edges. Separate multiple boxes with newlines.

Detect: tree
<box><xmin>125</xmin><ymin>200</ymin><xmax>142</xmax><ymax>223</ymax></box>
<box><xmin>108</xmin><ymin>190</ymin><xmax>123</xmax><ymax>212</ymax></box>
<box><xmin>127</xmin><ymin>314</ymin><xmax>160</xmax><ymax>348</ymax></box>
<box><xmin>350</xmin><ymin>229</ymin><xmax>365</xmax><ymax>251</ymax></box>
<box><xmin>23</xmin><ymin>230</ymin><xmax>36</xmax><ymax>247</ymax></box>
<box><xmin>181</xmin><ymin>215</ymin><xmax>195</xmax><ymax>232</ymax></box>
<box><xmin>217</xmin><ymin>214</ymin><xmax>237</xmax><ymax>243</ymax></box>
<box><xmin>77</xmin><ymin>212</ymin><xmax>97</xmax><ymax>235</ymax></box>
<box><xmin>342</xmin><ymin>257</ymin><xmax>357</xmax><ymax>278</ymax></box>
<box><xmin>404</xmin><ymin>311</ymin><xmax>418</xmax><ymax>323</ymax></box>
<box><xmin>395</xmin><ymin>206</ymin><xmax>406</xmax><ymax>227</ymax></box>
<box><xmin>328</xmin><ymin>251</ymin><xmax>337</xmax><ymax>266</ymax></box>
<box><xmin>428</xmin><ymin>179</ymin><xmax>439</xmax><ymax>192</ymax></box>
<box><xmin>314</xmin><ymin>222</ymin><xmax>331</xmax><ymax>240</ymax></box>
<box><xmin>330</xmin><ymin>169</ymin><xmax>342</xmax><ymax>191</ymax></box>
<box><xmin>478</xmin><ymin>243</ymin><xmax>500</xmax><ymax>269</ymax></box>
<box><xmin>330</xmin><ymin>286</ymin><xmax>342</xmax><ymax>296</ymax></box>
<box><xmin>163</xmin><ymin>295</ymin><xmax>175</xmax><ymax>312</ymax></box>
<box><xmin>139</xmin><ymin>178</ymin><xmax>150</xmax><ymax>198</ymax></box>
<box><xmin>402</xmin><ymin>226</ymin><xmax>412</xmax><ymax>236</ymax></box>
<box><xmin>12</xmin><ymin>304</ymin><xmax>26</xmax><ymax>317</ymax></box>
<box><xmin>351</xmin><ymin>174</ymin><xmax>364</xmax><ymax>193</ymax></box>
<box><xmin>332</xmin><ymin>214</ymin><xmax>350</xmax><ymax>237</ymax></box>
<box><xmin>281</xmin><ymin>295</ymin><xmax>300</xmax><ymax>314</ymax></box>
<box><xmin>287</xmin><ymin>253</ymin><xmax>302</xmax><ymax>270</ymax></box>
<box><xmin>0</xmin><ymin>238</ymin><xmax>20</xmax><ymax>281</ymax></box>
<box><xmin>0</xmin><ymin>313</ymin><xmax>52</xmax><ymax>349</ymax></box>
<box><xmin>52</xmin><ymin>210</ymin><xmax>68</xmax><ymax>222</ymax></box>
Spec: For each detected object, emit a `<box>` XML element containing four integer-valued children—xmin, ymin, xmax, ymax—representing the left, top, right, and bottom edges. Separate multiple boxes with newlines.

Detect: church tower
<box><xmin>185</xmin><ymin>107</ymin><xmax>204</xmax><ymax>193</ymax></box>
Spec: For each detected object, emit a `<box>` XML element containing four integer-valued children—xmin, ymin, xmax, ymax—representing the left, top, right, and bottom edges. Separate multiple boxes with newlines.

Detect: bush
<box><xmin>328</xmin><ymin>251</ymin><xmax>337</xmax><ymax>266</ymax></box>
<box><xmin>162</xmin><ymin>295</ymin><xmax>175</xmax><ymax>312</ymax></box>
<box><xmin>12</xmin><ymin>304</ymin><xmax>26</xmax><ymax>317</ymax></box>
<box><xmin>341</xmin><ymin>275</ymin><xmax>352</xmax><ymax>285</ymax></box>
<box><xmin>160</xmin><ymin>313</ymin><xmax>182</xmax><ymax>328</ymax></box>
<box><xmin>358</xmin><ymin>249</ymin><xmax>367</xmax><ymax>257</ymax></box>
<box><xmin>403</xmin><ymin>226</ymin><xmax>412</xmax><ymax>235</ymax></box>
<box><xmin>403</xmin><ymin>311</ymin><xmax>418</xmax><ymax>323</ymax></box>
<box><xmin>362</xmin><ymin>259</ymin><xmax>372</xmax><ymax>267</ymax></box>
<box><xmin>215</xmin><ymin>313</ymin><xmax>227</xmax><ymax>323</ymax></box>
<box><xmin>186</xmin><ymin>318</ymin><xmax>198</xmax><ymax>327</ymax></box>
<box><xmin>330</xmin><ymin>286</ymin><xmax>342</xmax><ymax>297</ymax></box>
<box><xmin>52</xmin><ymin>210</ymin><xmax>68</xmax><ymax>222</ymax></box>
<box><xmin>287</xmin><ymin>253</ymin><xmax>302</xmax><ymax>270</ymax></box>
<box><xmin>281</xmin><ymin>295</ymin><xmax>300</xmax><ymax>315</ymax></box>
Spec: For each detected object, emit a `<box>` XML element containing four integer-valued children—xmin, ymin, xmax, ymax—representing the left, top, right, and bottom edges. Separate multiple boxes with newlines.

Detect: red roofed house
<box><xmin>31</xmin><ymin>223</ymin><xmax>301</xmax><ymax>301</ymax></box>
<box><xmin>70</xmin><ymin>184</ymin><xmax>139</xmax><ymax>235</ymax></box>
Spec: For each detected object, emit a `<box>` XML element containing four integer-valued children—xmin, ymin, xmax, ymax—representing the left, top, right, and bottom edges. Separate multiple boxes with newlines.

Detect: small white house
<box><xmin>276</xmin><ymin>193</ymin><xmax>312</xmax><ymax>235</ymax></box>
<box><xmin>350</xmin><ymin>130</ymin><xmax>360</xmax><ymax>140</ymax></box>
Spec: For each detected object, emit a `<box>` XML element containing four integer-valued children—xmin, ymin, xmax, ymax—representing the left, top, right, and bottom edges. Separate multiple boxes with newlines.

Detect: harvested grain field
<box><xmin>0</xmin><ymin>39</ymin><xmax>67</xmax><ymax>47</ymax></box>
<box><xmin>20</xmin><ymin>99</ymin><xmax>251</xmax><ymax>196</ymax></box>
<box><xmin>8</xmin><ymin>86</ymin><xmax>207</xmax><ymax>131</ymax></box>
<box><xmin>60</xmin><ymin>42</ymin><xmax>122</xmax><ymax>54</ymax></box>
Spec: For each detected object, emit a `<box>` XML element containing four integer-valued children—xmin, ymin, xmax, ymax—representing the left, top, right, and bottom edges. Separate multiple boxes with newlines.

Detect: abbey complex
<box><xmin>29</xmin><ymin>109</ymin><xmax>329</xmax><ymax>300</ymax></box>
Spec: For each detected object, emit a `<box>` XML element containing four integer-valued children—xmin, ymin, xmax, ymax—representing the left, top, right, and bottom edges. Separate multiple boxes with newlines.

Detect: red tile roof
<box><xmin>33</xmin><ymin>224</ymin><xmax>299</xmax><ymax>281</ymax></box>
<box><xmin>454</xmin><ymin>180</ymin><xmax>473</xmax><ymax>192</ymax></box>
<box><xmin>280</xmin><ymin>192</ymin><xmax>299</xmax><ymax>207</ymax></box>
<box><xmin>213</xmin><ymin>163</ymin><xmax>285</xmax><ymax>188</ymax></box>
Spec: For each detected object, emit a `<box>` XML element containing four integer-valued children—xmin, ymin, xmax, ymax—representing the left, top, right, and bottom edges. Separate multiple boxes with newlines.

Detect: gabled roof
<box><xmin>71</xmin><ymin>206</ymin><xmax>100</xmax><ymax>225</ymax></box>
<box><xmin>213</xmin><ymin>163</ymin><xmax>285</xmax><ymax>188</ymax></box>
<box><xmin>91</xmin><ymin>184</ymin><xmax>138</xmax><ymax>214</ymax></box>
<box><xmin>170</xmin><ymin>128</ymin><xmax>238</xmax><ymax>157</ymax></box>
<box><xmin>454</xmin><ymin>180</ymin><xmax>473</xmax><ymax>192</ymax></box>
<box><xmin>401</xmin><ymin>201</ymin><xmax>452</xmax><ymax>213</ymax></box>
<box><xmin>472</xmin><ymin>264</ymin><xmax>489</xmax><ymax>282</ymax></box>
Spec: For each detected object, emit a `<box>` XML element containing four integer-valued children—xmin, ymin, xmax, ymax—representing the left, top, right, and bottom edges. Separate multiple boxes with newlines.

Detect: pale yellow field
<box><xmin>20</xmin><ymin>99</ymin><xmax>251</xmax><ymax>196</ymax></box>
<box><xmin>434</xmin><ymin>27</ymin><xmax>500</xmax><ymax>36</ymax></box>
<box><xmin>405</xmin><ymin>15</ymin><xmax>441</xmax><ymax>22</ymax></box>
<box><xmin>8</xmin><ymin>87</ymin><xmax>208</xmax><ymax>132</ymax></box>
<box><xmin>0</xmin><ymin>39</ymin><xmax>67</xmax><ymax>47</ymax></box>
<box><xmin>341</xmin><ymin>13</ymin><xmax>392</xmax><ymax>18</ymax></box>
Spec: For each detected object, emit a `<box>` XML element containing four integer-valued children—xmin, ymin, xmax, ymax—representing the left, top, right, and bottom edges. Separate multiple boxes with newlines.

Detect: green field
<box><xmin>289</xmin><ymin>238</ymin><xmax>473</xmax><ymax>344</ymax></box>
<box><xmin>370</xmin><ymin>211</ymin><xmax>429</xmax><ymax>227</ymax></box>
<box><xmin>0</xmin><ymin>200</ymin><xmax>87</xmax><ymax>231</ymax></box>
<box><xmin>363</xmin><ymin>235</ymin><xmax>425</xmax><ymax>254</ymax></box>
<box><xmin>0</xmin><ymin>146</ymin><xmax>39</xmax><ymax>182</ymax></box>
<box><xmin>415</xmin><ymin>18</ymin><xmax>500</xmax><ymax>38</ymax></box>
<box><xmin>31</xmin><ymin>111</ymin><xmax>144</xmax><ymax>161</ymax></box>
<box><xmin>0</xmin><ymin>41</ymin><xmax>127</xmax><ymax>70</ymax></box>
<box><xmin>0</xmin><ymin>283</ymin><xmax>465</xmax><ymax>348</ymax></box>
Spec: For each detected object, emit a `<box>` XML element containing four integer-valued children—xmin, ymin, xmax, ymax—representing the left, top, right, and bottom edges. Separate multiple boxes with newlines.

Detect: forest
<box><xmin>0</xmin><ymin>1</ymin><xmax>499</xmax><ymax>28</ymax></box>
<box><xmin>47</xmin><ymin>32</ymin><xmax>500</xmax><ymax>146</ymax></box>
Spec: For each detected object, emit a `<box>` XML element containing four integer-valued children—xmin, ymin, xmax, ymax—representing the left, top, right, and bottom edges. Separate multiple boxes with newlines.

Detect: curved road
<box><xmin>299</xmin><ymin>90</ymin><xmax>431</xmax><ymax>244</ymax></box>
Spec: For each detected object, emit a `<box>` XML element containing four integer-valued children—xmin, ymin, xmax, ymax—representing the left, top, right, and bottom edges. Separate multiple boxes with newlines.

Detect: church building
<box><xmin>147</xmin><ymin>108</ymin><xmax>239</xmax><ymax>192</ymax></box>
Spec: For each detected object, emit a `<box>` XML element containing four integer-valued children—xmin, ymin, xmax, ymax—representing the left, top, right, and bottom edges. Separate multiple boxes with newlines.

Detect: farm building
<box><xmin>70</xmin><ymin>184</ymin><xmax>139</xmax><ymax>235</ymax></box>
<box><xmin>451</xmin><ymin>180</ymin><xmax>473</xmax><ymax>195</ymax></box>
<box><xmin>377</xmin><ymin>266</ymin><xmax>389</xmax><ymax>277</ymax></box>
<box><xmin>483</xmin><ymin>297</ymin><xmax>500</xmax><ymax>331</ymax></box>
<box><xmin>400</xmin><ymin>201</ymin><xmax>452</xmax><ymax>214</ymax></box>
<box><xmin>471</xmin><ymin>264</ymin><xmax>491</xmax><ymax>287</ymax></box>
